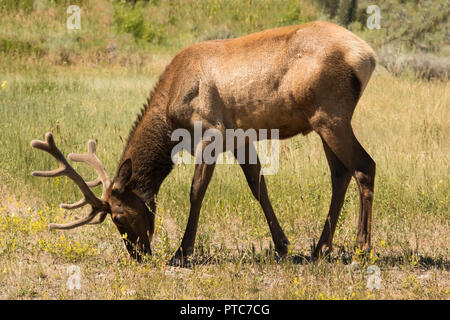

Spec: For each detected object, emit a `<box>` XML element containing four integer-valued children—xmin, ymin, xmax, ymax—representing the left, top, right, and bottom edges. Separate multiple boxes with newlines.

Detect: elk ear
<box><xmin>113</xmin><ymin>158</ymin><xmax>132</xmax><ymax>193</ymax></box>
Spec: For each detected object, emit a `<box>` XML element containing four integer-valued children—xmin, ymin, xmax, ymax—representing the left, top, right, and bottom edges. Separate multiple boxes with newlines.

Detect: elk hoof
<box><xmin>274</xmin><ymin>238</ymin><xmax>290</xmax><ymax>261</ymax></box>
<box><xmin>274</xmin><ymin>252</ymin><xmax>287</xmax><ymax>263</ymax></box>
<box><xmin>312</xmin><ymin>244</ymin><xmax>332</xmax><ymax>261</ymax></box>
<box><xmin>169</xmin><ymin>256</ymin><xmax>192</xmax><ymax>268</ymax></box>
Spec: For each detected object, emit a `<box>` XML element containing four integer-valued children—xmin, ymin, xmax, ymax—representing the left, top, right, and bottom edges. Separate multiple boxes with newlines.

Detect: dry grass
<box><xmin>0</xmin><ymin>66</ymin><xmax>448</xmax><ymax>299</ymax></box>
<box><xmin>0</xmin><ymin>0</ymin><xmax>448</xmax><ymax>300</ymax></box>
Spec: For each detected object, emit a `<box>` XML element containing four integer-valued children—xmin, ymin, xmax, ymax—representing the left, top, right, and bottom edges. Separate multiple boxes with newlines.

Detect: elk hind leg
<box><xmin>313</xmin><ymin>121</ymin><xmax>376</xmax><ymax>254</ymax></box>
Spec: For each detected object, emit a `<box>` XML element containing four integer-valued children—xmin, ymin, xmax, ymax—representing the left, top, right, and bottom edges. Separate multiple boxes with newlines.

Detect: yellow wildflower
<box><xmin>1</xmin><ymin>81</ymin><xmax>6</xmax><ymax>90</ymax></box>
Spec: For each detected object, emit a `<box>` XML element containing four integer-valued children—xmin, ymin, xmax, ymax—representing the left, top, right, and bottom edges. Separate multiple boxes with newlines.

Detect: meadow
<box><xmin>0</xmin><ymin>0</ymin><xmax>448</xmax><ymax>299</ymax></box>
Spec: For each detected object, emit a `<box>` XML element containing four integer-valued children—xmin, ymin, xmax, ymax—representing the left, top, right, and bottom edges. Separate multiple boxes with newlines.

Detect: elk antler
<box><xmin>30</xmin><ymin>133</ymin><xmax>111</xmax><ymax>230</ymax></box>
<box><xmin>65</xmin><ymin>139</ymin><xmax>112</xmax><ymax>207</ymax></box>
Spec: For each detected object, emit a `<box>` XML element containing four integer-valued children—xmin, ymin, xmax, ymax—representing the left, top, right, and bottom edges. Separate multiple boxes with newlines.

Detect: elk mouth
<box><xmin>115</xmin><ymin>223</ymin><xmax>152</xmax><ymax>262</ymax></box>
<box><xmin>122</xmin><ymin>237</ymin><xmax>152</xmax><ymax>262</ymax></box>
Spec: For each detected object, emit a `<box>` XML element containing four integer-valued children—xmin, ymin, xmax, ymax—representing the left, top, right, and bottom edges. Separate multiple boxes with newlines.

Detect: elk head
<box><xmin>30</xmin><ymin>133</ymin><xmax>153</xmax><ymax>261</ymax></box>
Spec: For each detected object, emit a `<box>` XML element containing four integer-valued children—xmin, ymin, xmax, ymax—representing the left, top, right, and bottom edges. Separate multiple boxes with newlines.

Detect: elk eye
<box><xmin>112</xmin><ymin>214</ymin><xmax>123</xmax><ymax>224</ymax></box>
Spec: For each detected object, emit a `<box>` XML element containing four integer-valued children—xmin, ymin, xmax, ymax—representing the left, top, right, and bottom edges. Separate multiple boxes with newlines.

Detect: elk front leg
<box><xmin>170</xmin><ymin>162</ymin><xmax>216</xmax><ymax>266</ymax></box>
<box><xmin>234</xmin><ymin>144</ymin><xmax>290</xmax><ymax>259</ymax></box>
<box><xmin>313</xmin><ymin>138</ymin><xmax>352</xmax><ymax>259</ymax></box>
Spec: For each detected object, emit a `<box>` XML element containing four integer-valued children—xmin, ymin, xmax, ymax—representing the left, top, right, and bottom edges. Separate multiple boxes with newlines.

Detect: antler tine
<box><xmin>49</xmin><ymin>208</ymin><xmax>100</xmax><ymax>230</ymax></box>
<box><xmin>30</xmin><ymin>133</ymin><xmax>108</xmax><ymax>229</ymax></box>
<box><xmin>31</xmin><ymin>133</ymin><xmax>69</xmax><ymax>178</ymax></box>
<box><xmin>60</xmin><ymin>178</ymin><xmax>101</xmax><ymax>210</ymax></box>
<box><xmin>68</xmin><ymin>140</ymin><xmax>112</xmax><ymax>198</ymax></box>
<box><xmin>60</xmin><ymin>199</ymin><xmax>87</xmax><ymax>210</ymax></box>
<box><xmin>58</xmin><ymin>139</ymin><xmax>111</xmax><ymax>210</ymax></box>
<box><xmin>87</xmin><ymin>177</ymin><xmax>102</xmax><ymax>188</ymax></box>
<box><xmin>88</xmin><ymin>212</ymin><xmax>108</xmax><ymax>225</ymax></box>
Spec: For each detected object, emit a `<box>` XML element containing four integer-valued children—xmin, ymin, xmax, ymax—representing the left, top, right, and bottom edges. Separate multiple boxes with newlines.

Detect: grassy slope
<box><xmin>0</xmin><ymin>0</ymin><xmax>448</xmax><ymax>299</ymax></box>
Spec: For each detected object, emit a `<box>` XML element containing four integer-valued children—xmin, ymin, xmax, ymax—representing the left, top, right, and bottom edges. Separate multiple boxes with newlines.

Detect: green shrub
<box><xmin>112</xmin><ymin>0</ymin><xmax>166</xmax><ymax>44</ymax></box>
<box><xmin>337</xmin><ymin>0</ymin><xmax>358</xmax><ymax>27</ymax></box>
<box><xmin>0</xmin><ymin>0</ymin><xmax>35</xmax><ymax>12</ymax></box>
<box><xmin>0</xmin><ymin>0</ymin><xmax>88</xmax><ymax>12</ymax></box>
<box><xmin>279</xmin><ymin>2</ymin><xmax>308</xmax><ymax>26</ymax></box>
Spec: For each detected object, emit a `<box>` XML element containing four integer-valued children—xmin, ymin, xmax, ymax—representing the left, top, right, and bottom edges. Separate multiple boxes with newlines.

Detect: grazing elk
<box><xmin>31</xmin><ymin>21</ymin><xmax>376</xmax><ymax>265</ymax></box>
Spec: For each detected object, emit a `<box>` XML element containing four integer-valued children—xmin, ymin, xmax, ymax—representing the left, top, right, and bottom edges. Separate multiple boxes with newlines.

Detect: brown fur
<box><xmin>115</xmin><ymin>20</ymin><xmax>377</xmax><ymax>263</ymax></box>
<box><xmin>36</xmin><ymin>21</ymin><xmax>378</xmax><ymax>264</ymax></box>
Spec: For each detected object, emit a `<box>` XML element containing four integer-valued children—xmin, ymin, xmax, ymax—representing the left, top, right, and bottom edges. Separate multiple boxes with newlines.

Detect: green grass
<box><xmin>0</xmin><ymin>65</ymin><xmax>448</xmax><ymax>299</ymax></box>
<box><xmin>0</xmin><ymin>0</ymin><xmax>448</xmax><ymax>300</ymax></box>
<box><xmin>0</xmin><ymin>0</ymin><xmax>319</xmax><ymax>66</ymax></box>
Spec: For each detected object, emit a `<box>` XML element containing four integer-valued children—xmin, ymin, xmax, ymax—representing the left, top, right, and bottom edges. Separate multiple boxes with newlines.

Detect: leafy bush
<box><xmin>377</xmin><ymin>0</ymin><xmax>449</xmax><ymax>53</ymax></box>
<box><xmin>0</xmin><ymin>0</ymin><xmax>34</xmax><ymax>12</ymax></box>
<box><xmin>317</xmin><ymin>0</ymin><xmax>358</xmax><ymax>26</ymax></box>
<box><xmin>112</xmin><ymin>0</ymin><xmax>166</xmax><ymax>44</ymax></box>
<box><xmin>0</xmin><ymin>0</ymin><xmax>88</xmax><ymax>12</ymax></box>
<box><xmin>279</xmin><ymin>2</ymin><xmax>309</xmax><ymax>26</ymax></box>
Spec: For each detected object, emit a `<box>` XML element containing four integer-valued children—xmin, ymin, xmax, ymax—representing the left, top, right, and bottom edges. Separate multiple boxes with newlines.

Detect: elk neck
<box><xmin>117</xmin><ymin>85</ymin><xmax>175</xmax><ymax>207</ymax></box>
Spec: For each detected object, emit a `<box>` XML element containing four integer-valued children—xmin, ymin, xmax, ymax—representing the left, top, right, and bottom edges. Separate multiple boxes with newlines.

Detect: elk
<box><xmin>31</xmin><ymin>21</ymin><xmax>376</xmax><ymax>265</ymax></box>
